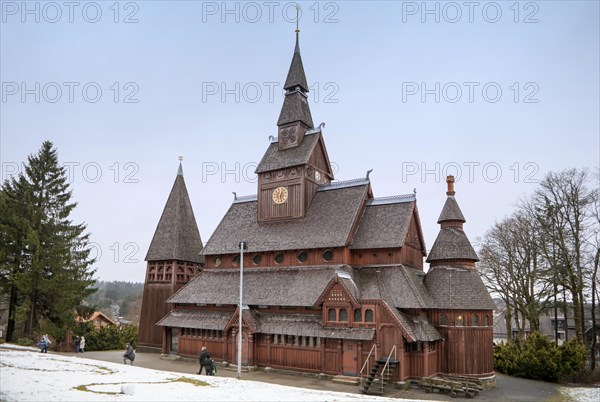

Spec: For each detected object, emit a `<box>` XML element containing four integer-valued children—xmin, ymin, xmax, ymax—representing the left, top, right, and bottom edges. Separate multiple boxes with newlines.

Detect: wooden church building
<box><xmin>138</xmin><ymin>31</ymin><xmax>495</xmax><ymax>383</ymax></box>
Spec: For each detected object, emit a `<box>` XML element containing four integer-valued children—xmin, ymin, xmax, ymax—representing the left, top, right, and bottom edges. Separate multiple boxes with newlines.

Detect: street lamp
<box><xmin>237</xmin><ymin>241</ymin><xmax>247</xmax><ymax>380</ymax></box>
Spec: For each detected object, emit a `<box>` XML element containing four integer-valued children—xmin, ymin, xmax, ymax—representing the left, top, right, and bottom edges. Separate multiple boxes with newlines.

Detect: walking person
<box><xmin>39</xmin><ymin>334</ymin><xmax>50</xmax><ymax>353</ymax></box>
<box><xmin>73</xmin><ymin>336</ymin><xmax>80</xmax><ymax>353</ymax></box>
<box><xmin>197</xmin><ymin>346</ymin><xmax>212</xmax><ymax>375</ymax></box>
<box><xmin>122</xmin><ymin>342</ymin><xmax>135</xmax><ymax>365</ymax></box>
<box><xmin>79</xmin><ymin>335</ymin><xmax>85</xmax><ymax>353</ymax></box>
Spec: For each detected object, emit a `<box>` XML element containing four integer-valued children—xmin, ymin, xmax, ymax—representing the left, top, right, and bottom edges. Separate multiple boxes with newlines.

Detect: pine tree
<box><xmin>0</xmin><ymin>141</ymin><xmax>96</xmax><ymax>341</ymax></box>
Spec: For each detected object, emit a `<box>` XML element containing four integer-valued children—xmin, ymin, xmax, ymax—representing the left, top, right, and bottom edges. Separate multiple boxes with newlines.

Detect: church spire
<box><xmin>145</xmin><ymin>160</ymin><xmax>203</xmax><ymax>263</ymax></box>
<box><xmin>426</xmin><ymin>176</ymin><xmax>479</xmax><ymax>268</ymax></box>
<box><xmin>277</xmin><ymin>23</ymin><xmax>314</xmax><ymax>148</ymax></box>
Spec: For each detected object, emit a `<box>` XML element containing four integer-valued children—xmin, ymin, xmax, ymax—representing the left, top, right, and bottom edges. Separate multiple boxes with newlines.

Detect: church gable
<box><xmin>314</xmin><ymin>274</ymin><xmax>360</xmax><ymax>309</ymax></box>
<box><xmin>307</xmin><ymin>133</ymin><xmax>333</xmax><ymax>179</ymax></box>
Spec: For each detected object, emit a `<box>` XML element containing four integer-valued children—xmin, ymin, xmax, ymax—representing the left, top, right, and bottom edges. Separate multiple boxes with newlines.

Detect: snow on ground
<box><xmin>558</xmin><ymin>386</ymin><xmax>600</xmax><ymax>402</ymax></box>
<box><xmin>0</xmin><ymin>344</ymin><xmax>422</xmax><ymax>402</ymax></box>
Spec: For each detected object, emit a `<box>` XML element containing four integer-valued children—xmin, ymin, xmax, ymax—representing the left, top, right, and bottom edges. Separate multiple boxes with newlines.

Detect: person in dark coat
<box><xmin>123</xmin><ymin>342</ymin><xmax>135</xmax><ymax>365</ymax></box>
<box><xmin>74</xmin><ymin>336</ymin><xmax>80</xmax><ymax>353</ymax></box>
<box><xmin>197</xmin><ymin>346</ymin><xmax>212</xmax><ymax>375</ymax></box>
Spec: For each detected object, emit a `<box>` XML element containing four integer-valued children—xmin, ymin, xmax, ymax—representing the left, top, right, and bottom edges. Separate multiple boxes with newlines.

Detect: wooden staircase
<box><xmin>360</xmin><ymin>357</ymin><xmax>399</xmax><ymax>395</ymax></box>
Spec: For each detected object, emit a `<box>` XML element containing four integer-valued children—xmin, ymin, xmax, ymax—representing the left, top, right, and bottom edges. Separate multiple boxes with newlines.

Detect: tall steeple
<box><xmin>426</xmin><ymin>176</ymin><xmax>479</xmax><ymax>268</ymax></box>
<box><xmin>145</xmin><ymin>161</ymin><xmax>203</xmax><ymax>263</ymax></box>
<box><xmin>139</xmin><ymin>160</ymin><xmax>204</xmax><ymax>351</ymax></box>
<box><xmin>277</xmin><ymin>26</ymin><xmax>314</xmax><ymax>150</ymax></box>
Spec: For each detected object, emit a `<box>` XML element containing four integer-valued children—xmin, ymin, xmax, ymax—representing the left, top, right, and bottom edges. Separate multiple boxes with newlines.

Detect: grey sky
<box><xmin>1</xmin><ymin>1</ymin><xmax>598</xmax><ymax>282</ymax></box>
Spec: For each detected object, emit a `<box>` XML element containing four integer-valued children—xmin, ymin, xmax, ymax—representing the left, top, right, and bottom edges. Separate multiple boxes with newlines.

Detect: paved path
<box><xmin>61</xmin><ymin>351</ymin><xmax>565</xmax><ymax>401</ymax></box>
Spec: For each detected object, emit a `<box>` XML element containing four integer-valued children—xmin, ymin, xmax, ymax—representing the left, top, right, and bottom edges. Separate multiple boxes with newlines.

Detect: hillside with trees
<box><xmin>85</xmin><ymin>281</ymin><xmax>143</xmax><ymax>324</ymax></box>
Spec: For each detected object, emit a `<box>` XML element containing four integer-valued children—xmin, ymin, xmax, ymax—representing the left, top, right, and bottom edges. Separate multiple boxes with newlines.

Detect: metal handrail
<box><xmin>379</xmin><ymin>345</ymin><xmax>397</xmax><ymax>394</ymax></box>
<box><xmin>359</xmin><ymin>343</ymin><xmax>377</xmax><ymax>386</ymax></box>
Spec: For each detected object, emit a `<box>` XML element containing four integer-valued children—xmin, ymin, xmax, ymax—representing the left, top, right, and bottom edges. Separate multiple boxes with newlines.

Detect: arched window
<box><xmin>339</xmin><ymin>308</ymin><xmax>348</xmax><ymax>322</ymax></box>
<box><xmin>484</xmin><ymin>314</ymin><xmax>490</xmax><ymax>326</ymax></box>
<box><xmin>365</xmin><ymin>309</ymin><xmax>374</xmax><ymax>322</ymax></box>
<box><xmin>275</xmin><ymin>253</ymin><xmax>284</xmax><ymax>264</ymax></box>
<box><xmin>328</xmin><ymin>308</ymin><xmax>336</xmax><ymax>321</ymax></box>
<box><xmin>456</xmin><ymin>314</ymin><xmax>464</xmax><ymax>326</ymax></box>
<box><xmin>252</xmin><ymin>254</ymin><xmax>261</xmax><ymax>265</ymax></box>
<box><xmin>471</xmin><ymin>314</ymin><xmax>479</xmax><ymax>326</ymax></box>
<box><xmin>354</xmin><ymin>308</ymin><xmax>362</xmax><ymax>322</ymax></box>
<box><xmin>232</xmin><ymin>255</ymin><xmax>240</xmax><ymax>266</ymax></box>
<box><xmin>440</xmin><ymin>314</ymin><xmax>448</xmax><ymax>325</ymax></box>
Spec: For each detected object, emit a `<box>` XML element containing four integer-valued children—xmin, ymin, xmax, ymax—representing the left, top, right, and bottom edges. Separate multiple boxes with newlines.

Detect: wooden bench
<box><xmin>419</xmin><ymin>377</ymin><xmax>479</xmax><ymax>398</ymax></box>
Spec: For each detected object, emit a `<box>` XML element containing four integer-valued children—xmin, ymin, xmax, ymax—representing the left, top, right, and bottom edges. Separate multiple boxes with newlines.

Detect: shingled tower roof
<box><xmin>145</xmin><ymin>162</ymin><xmax>203</xmax><ymax>263</ymax></box>
<box><xmin>277</xmin><ymin>32</ymin><xmax>314</xmax><ymax>128</ymax></box>
<box><xmin>427</xmin><ymin>176</ymin><xmax>478</xmax><ymax>266</ymax></box>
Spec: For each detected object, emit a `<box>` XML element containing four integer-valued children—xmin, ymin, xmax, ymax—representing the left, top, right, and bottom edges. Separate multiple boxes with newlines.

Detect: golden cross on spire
<box><xmin>178</xmin><ymin>155</ymin><xmax>183</xmax><ymax>161</ymax></box>
<box><xmin>295</xmin><ymin>3</ymin><xmax>300</xmax><ymax>33</ymax></box>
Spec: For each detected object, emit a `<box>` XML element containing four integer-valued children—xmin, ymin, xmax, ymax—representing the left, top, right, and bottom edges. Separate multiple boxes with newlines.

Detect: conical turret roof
<box><xmin>145</xmin><ymin>163</ymin><xmax>203</xmax><ymax>263</ymax></box>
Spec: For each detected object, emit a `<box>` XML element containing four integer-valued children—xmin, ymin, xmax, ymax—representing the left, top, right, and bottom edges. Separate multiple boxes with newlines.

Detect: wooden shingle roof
<box><xmin>256</xmin><ymin>132</ymin><xmax>320</xmax><ymax>173</ymax></box>
<box><xmin>156</xmin><ymin>310</ymin><xmax>230</xmax><ymax>330</ymax></box>
<box><xmin>437</xmin><ymin>196</ymin><xmax>466</xmax><ymax>223</ymax></box>
<box><xmin>283</xmin><ymin>33</ymin><xmax>309</xmax><ymax>92</ymax></box>
<box><xmin>353</xmin><ymin>266</ymin><xmax>433</xmax><ymax>309</ymax></box>
<box><xmin>201</xmin><ymin>180</ymin><xmax>369</xmax><ymax>255</ymax></box>
<box><xmin>424</xmin><ymin>266</ymin><xmax>495</xmax><ymax>310</ymax></box>
<box><xmin>426</xmin><ymin>227</ymin><xmax>479</xmax><ymax>263</ymax></box>
<box><xmin>277</xmin><ymin>90</ymin><xmax>314</xmax><ymax>128</ymax></box>
<box><xmin>145</xmin><ymin>164</ymin><xmax>203</xmax><ymax>263</ymax></box>
<box><xmin>254</xmin><ymin>312</ymin><xmax>374</xmax><ymax>340</ymax></box>
<box><xmin>168</xmin><ymin>265</ymin><xmax>345</xmax><ymax>307</ymax></box>
<box><xmin>350</xmin><ymin>195</ymin><xmax>416</xmax><ymax>250</ymax></box>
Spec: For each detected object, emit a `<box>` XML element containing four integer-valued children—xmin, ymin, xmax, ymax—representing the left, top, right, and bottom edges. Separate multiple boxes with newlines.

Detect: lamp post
<box><xmin>237</xmin><ymin>241</ymin><xmax>247</xmax><ymax>379</ymax></box>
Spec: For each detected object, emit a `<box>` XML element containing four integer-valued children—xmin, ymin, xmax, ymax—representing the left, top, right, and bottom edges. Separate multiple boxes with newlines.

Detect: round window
<box><xmin>214</xmin><ymin>257</ymin><xmax>222</xmax><ymax>268</ymax></box>
<box><xmin>323</xmin><ymin>250</ymin><xmax>334</xmax><ymax>262</ymax></box>
<box><xmin>252</xmin><ymin>254</ymin><xmax>261</xmax><ymax>265</ymax></box>
<box><xmin>298</xmin><ymin>251</ymin><xmax>308</xmax><ymax>263</ymax></box>
<box><xmin>232</xmin><ymin>255</ymin><xmax>240</xmax><ymax>266</ymax></box>
<box><xmin>275</xmin><ymin>253</ymin><xmax>284</xmax><ymax>264</ymax></box>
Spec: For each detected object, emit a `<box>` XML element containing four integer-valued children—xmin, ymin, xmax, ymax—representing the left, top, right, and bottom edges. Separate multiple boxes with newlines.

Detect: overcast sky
<box><xmin>2</xmin><ymin>1</ymin><xmax>599</xmax><ymax>282</ymax></box>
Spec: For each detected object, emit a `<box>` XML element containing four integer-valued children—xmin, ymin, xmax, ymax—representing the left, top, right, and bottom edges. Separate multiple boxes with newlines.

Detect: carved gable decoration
<box><xmin>314</xmin><ymin>276</ymin><xmax>359</xmax><ymax>308</ymax></box>
<box><xmin>225</xmin><ymin>309</ymin><xmax>257</xmax><ymax>333</ymax></box>
<box><xmin>328</xmin><ymin>284</ymin><xmax>347</xmax><ymax>303</ymax></box>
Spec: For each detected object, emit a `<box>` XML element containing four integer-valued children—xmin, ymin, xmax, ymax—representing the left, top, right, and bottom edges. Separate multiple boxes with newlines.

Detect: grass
<box><xmin>74</xmin><ymin>377</ymin><xmax>209</xmax><ymax>395</ymax></box>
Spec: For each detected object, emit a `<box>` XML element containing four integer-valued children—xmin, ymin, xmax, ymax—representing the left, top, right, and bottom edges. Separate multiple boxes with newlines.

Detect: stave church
<box><xmin>137</xmin><ymin>29</ymin><xmax>495</xmax><ymax>387</ymax></box>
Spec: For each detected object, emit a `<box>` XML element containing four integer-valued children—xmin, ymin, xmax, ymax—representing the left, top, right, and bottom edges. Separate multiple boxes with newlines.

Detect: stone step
<box><xmin>332</xmin><ymin>375</ymin><xmax>360</xmax><ymax>385</ymax></box>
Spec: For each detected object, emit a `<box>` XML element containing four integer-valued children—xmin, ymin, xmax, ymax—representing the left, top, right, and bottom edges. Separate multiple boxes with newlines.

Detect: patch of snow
<box><xmin>558</xmin><ymin>386</ymin><xmax>600</xmax><ymax>402</ymax></box>
<box><xmin>0</xmin><ymin>344</ymin><xmax>424</xmax><ymax>402</ymax></box>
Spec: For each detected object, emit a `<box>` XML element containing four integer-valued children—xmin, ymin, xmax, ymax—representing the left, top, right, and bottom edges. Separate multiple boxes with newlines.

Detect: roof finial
<box><xmin>446</xmin><ymin>175</ymin><xmax>456</xmax><ymax>196</ymax></box>
<box><xmin>295</xmin><ymin>3</ymin><xmax>300</xmax><ymax>33</ymax></box>
<box><xmin>232</xmin><ymin>191</ymin><xmax>237</xmax><ymax>201</ymax></box>
<box><xmin>177</xmin><ymin>155</ymin><xmax>184</xmax><ymax>176</ymax></box>
<box><xmin>366</xmin><ymin>169</ymin><xmax>373</xmax><ymax>180</ymax></box>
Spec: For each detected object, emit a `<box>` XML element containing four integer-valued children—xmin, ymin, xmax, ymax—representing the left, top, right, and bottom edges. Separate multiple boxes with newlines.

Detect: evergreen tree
<box><xmin>0</xmin><ymin>141</ymin><xmax>96</xmax><ymax>341</ymax></box>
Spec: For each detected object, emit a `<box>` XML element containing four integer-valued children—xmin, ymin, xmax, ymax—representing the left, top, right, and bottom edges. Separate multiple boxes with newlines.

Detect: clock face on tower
<box><xmin>272</xmin><ymin>186</ymin><xmax>289</xmax><ymax>204</ymax></box>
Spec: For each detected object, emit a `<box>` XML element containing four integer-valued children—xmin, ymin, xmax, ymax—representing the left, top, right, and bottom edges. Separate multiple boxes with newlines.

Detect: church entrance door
<box><xmin>342</xmin><ymin>340</ymin><xmax>358</xmax><ymax>375</ymax></box>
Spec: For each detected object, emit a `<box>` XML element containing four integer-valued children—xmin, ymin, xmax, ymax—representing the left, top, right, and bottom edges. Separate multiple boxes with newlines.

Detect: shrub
<box><xmin>77</xmin><ymin>324</ymin><xmax>139</xmax><ymax>351</ymax></box>
<box><xmin>16</xmin><ymin>338</ymin><xmax>35</xmax><ymax>347</ymax></box>
<box><xmin>494</xmin><ymin>332</ymin><xmax>586</xmax><ymax>382</ymax></box>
